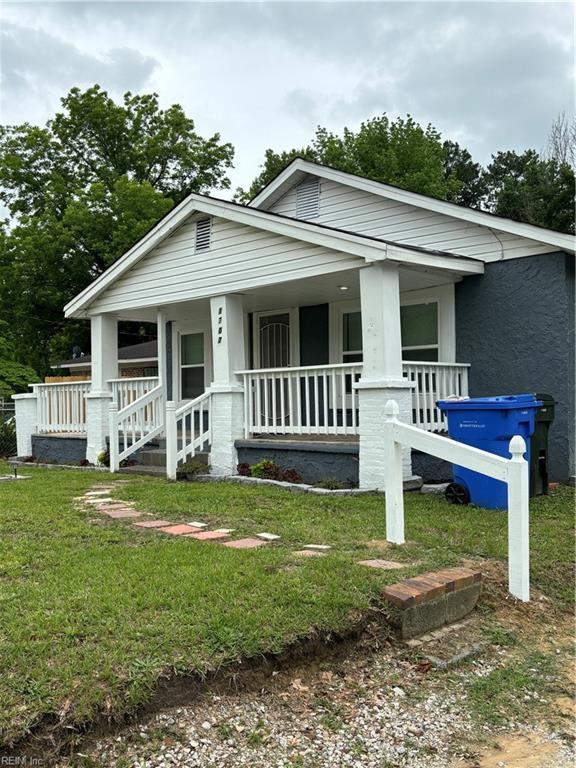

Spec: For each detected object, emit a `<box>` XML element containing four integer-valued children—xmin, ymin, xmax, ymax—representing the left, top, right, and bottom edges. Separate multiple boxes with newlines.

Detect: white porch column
<box><xmin>86</xmin><ymin>314</ymin><xmax>118</xmax><ymax>464</ymax></box>
<box><xmin>12</xmin><ymin>392</ymin><xmax>38</xmax><ymax>457</ymax></box>
<box><xmin>356</xmin><ymin>262</ymin><xmax>413</xmax><ymax>490</ymax></box>
<box><xmin>208</xmin><ymin>294</ymin><xmax>246</xmax><ymax>475</ymax></box>
<box><xmin>156</xmin><ymin>310</ymin><xmax>167</xmax><ymax>389</ymax></box>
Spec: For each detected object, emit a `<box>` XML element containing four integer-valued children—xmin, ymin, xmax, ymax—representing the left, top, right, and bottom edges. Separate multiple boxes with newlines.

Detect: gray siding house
<box><xmin>14</xmin><ymin>159</ymin><xmax>575</xmax><ymax>487</ymax></box>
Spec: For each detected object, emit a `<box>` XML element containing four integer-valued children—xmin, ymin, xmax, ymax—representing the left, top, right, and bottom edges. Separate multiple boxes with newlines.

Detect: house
<box><xmin>13</xmin><ymin>158</ymin><xmax>575</xmax><ymax>487</ymax></box>
<box><xmin>53</xmin><ymin>340</ymin><xmax>159</xmax><ymax>380</ymax></box>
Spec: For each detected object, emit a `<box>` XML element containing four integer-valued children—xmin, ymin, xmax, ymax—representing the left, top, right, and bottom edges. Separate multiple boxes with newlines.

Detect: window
<box><xmin>342</xmin><ymin>311</ymin><xmax>363</xmax><ymax>363</ymax></box>
<box><xmin>400</xmin><ymin>302</ymin><xmax>439</xmax><ymax>361</ymax></box>
<box><xmin>296</xmin><ymin>178</ymin><xmax>320</xmax><ymax>219</ymax></box>
<box><xmin>195</xmin><ymin>218</ymin><xmax>211</xmax><ymax>252</ymax></box>
<box><xmin>341</xmin><ymin>302</ymin><xmax>439</xmax><ymax>363</ymax></box>
<box><xmin>180</xmin><ymin>333</ymin><xmax>205</xmax><ymax>399</ymax></box>
<box><xmin>143</xmin><ymin>366</ymin><xmax>159</xmax><ymax>377</ymax></box>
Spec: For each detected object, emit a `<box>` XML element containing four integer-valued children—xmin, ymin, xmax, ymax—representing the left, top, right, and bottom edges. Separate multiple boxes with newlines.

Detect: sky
<box><xmin>1</xmin><ymin>1</ymin><xmax>574</xmax><ymax>194</ymax></box>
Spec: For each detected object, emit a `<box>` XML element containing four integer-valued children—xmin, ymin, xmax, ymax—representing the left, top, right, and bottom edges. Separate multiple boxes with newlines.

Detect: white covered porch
<box><xmin>15</xmin><ymin>257</ymin><xmax>475</xmax><ymax>488</ymax></box>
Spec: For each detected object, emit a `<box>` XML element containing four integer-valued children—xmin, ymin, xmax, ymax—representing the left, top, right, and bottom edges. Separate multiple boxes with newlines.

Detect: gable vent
<box><xmin>195</xmin><ymin>217</ymin><xmax>212</xmax><ymax>252</ymax></box>
<box><xmin>296</xmin><ymin>177</ymin><xmax>320</xmax><ymax>219</ymax></box>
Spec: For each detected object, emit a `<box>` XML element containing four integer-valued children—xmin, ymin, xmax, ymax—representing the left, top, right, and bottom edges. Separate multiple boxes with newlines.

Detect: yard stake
<box><xmin>165</xmin><ymin>401</ymin><xmax>177</xmax><ymax>480</ymax></box>
<box><xmin>109</xmin><ymin>401</ymin><xmax>119</xmax><ymax>473</ymax></box>
<box><xmin>384</xmin><ymin>400</ymin><xmax>405</xmax><ymax>544</ymax></box>
<box><xmin>507</xmin><ymin>435</ymin><xmax>530</xmax><ymax>601</ymax></box>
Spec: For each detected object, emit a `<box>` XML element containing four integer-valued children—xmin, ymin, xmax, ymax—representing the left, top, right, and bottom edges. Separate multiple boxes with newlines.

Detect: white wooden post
<box><xmin>507</xmin><ymin>435</ymin><xmax>530</xmax><ymax>602</ymax></box>
<box><xmin>108</xmin><ymin>401</ymin><xmax>119</xmax><ymax>472</ymax></box>
<box><xmin>86</xmin><ymin>314</ymin><xmax>118</xmax><ymax>464</ymax></box>
<box><xmin>383</xmin><ymin>400</ymin><xmax>405</xmax><ymax>544</ymax></box>
<box><xmin>166</xmin><ymin>400</ymin><xmax>177</xmax><ymax>480</ymax></box>
<box><xmin>157</xmin><ymin>310</ymin><xmax>167</xmax><ymax>389</ymax></box>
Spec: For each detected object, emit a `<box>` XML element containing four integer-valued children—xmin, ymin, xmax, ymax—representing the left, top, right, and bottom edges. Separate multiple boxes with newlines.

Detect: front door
<box><xmin>255</xmin><ymin>311</ymin><xmax>292</xmax><ymax>368</ymax></box>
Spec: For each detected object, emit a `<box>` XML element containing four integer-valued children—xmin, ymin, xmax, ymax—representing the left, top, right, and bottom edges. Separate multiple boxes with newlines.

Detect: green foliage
<box><xmin>248</xmin><ymin>459</ymin><xmax>303</xmax><ymax>483</ymax></box>
<box><xmin>315</xmin><ymin>478</ymin><xmax>346</xmax><ymax>490</ymax></box>
<box><xmin>442</xmin><ymin>140</ymin><xmax>486</xmax><ymax>207</ymax></box>
<box><xmin>176</xmin><ymin>459</ymin><xmax>208</xmax><ymax>479</ymax></box>
<box><xmin>0</xmin><ymin>321</ymin><xmax>39</xmax><ymax>398</ymax></box>
<box><xmin>239</xmin><ymin>114</ymin><xmax>461</xmax><ymax>202</ymax></box>
<box><xmin>0</xmin><ymin>417</ymin><xmax>16</xmax><ymax>458</ymax></box>
<box><xmin>484</xmin><ymin>150</ymin><xmax>575</xmax><ymax>234</ymax></box>
<box><xmin>0</xmin><ymin>85</ymin><xmax>234</xmax><ymax>373</ymax></box>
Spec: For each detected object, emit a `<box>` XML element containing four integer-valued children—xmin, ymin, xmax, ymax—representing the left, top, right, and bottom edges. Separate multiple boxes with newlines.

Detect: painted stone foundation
<box><xmin>31</xmin><ymin>434</ymin><xmax>88</xmax><ymax>465</ymax></box>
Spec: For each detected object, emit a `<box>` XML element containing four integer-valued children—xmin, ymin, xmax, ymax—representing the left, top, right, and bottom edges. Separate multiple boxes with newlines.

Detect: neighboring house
<box><xmin>14</xmin><ymin>159</ymin><xmax>575</xmax><ymax>487</ymax></box>
<box><xmin>53</xmin><ymin>340</ymin><xmax>159</xmax><ymax>380</ymax></box>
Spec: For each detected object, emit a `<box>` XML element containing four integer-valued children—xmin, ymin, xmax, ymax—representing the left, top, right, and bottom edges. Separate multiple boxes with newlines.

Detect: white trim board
<box><xmin>249</xmin><ymin>158</ymin><xmax>575</xmax><ymax>256</ymax></box>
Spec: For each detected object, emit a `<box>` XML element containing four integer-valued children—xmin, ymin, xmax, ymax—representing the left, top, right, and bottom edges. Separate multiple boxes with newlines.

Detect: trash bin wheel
<box><xmin>445</xmin><ymin>482</ymin><xmax>470</xmax><ymax>505</ymax></box>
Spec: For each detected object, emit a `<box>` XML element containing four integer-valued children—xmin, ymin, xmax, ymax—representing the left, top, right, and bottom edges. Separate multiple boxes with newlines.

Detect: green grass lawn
<box><xmin>0</xmin><ymin>464</ymin><xmax>573</xmax><ymax>747</ymax></box>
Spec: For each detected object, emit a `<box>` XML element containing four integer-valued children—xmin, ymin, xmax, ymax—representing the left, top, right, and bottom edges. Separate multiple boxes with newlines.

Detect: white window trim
<box><xmin>329</xmin><ymin>283</ymin><xmax>456</xmax><ymax>365</ymax></box>
<box><xmin>252</xmin><ymin>307</ymin><xmax>300</xmax><ymax>369</ymax></box>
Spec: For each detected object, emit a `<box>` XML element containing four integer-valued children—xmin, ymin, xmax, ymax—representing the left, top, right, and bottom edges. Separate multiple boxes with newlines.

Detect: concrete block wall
<box><xmin>209</xmin><ymin>389</ymin><xmax>244</xmax><ymax>475</ymax></box>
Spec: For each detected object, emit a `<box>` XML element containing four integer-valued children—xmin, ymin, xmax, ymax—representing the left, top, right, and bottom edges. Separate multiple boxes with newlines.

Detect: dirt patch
<box><xmin>454</xmin><ymin>731</ymin><xmax>569</xmax><ymax>767</ymax></box>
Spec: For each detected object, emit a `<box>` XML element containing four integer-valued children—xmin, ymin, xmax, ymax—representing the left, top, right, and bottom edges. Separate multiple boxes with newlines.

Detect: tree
<box><xmin>442</xmin><ymin>140</ymin><xmax>486</xmax><ymax>208</ymax></box>
<box><xmin>239</xmin><ymin>115</ymin><xmax>462</xmax><ymax>202</ymax></box>
<box><xmin>0</xmin><ymin>322</ymin><xmax>39</xmax><ymax>399</ymax></box>
<box><xmin>484</xmin><ymin>150</ymin><xmax>574</xmax><ymax>234</ymax></box>
<box><xmin>0</xmin><ymin>86</ymin><xmax>235</xmax><ymax>373</ymax></box>
<box><xmin>545</xmin><ymin>111</ymin><xmax>576</xmax><ymax>169</ymax></box>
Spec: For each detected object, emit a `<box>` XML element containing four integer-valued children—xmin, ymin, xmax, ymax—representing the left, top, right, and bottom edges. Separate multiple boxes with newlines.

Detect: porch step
<box><xmin>138</xmin><ymin>449</ymin><xmax>210</xmax><ymax>468</ymax></box>
<box><xmin>118</xmin><ymin>465</ymin><xmax>167</xmax><ymax>477</ymax></box>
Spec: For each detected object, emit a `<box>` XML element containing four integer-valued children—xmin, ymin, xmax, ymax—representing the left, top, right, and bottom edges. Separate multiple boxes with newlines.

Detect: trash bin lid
<box><xmin>437</xmin><ymin>394</ymin><xmax>542</xmax><ymax>411</ymax></box>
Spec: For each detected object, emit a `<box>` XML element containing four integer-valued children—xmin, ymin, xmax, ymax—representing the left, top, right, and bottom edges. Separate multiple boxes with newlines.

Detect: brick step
<box><xmin>381</xmin><ymin>567</ymin><xmax>483</xmax><ymax>640</ymax></box>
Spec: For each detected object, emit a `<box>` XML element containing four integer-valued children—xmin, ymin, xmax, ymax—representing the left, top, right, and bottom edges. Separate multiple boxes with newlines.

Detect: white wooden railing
<box><xmin>381</xmin><ymin>400</ymin><xmax>530</xmax><ymax>601</ymax></box>
<box><xmin>239</xmin><ymin>363</ymin><xmax>363</xmax><ymax>438</ymax></box>
<box><xmin>238</xmin><ymin>361</ymin><xmax>470</xmax><ymax>437</ymax></box>
<box><xmin>403</xmin><ymin>362</ymin><xmax>470</xmax><ymax>431</ymax></box>
<box><xmin>109</xmin><ymin>377</ymin><xmax>158</xmax><ymax>412</ymax></box>
<box><xmin>109</xmin><ymin>384</ymin><xmax>165</xmax><ymax>471</ymax></box>
<box><xmin>34</xmin><ymin>381</ymin><xmax>91</xmax><ymax>433</ymax></box>
<box><xmin>166</xmin><ymin>392</ymin><xmax>212</xmax><ymax>479</ymax></box>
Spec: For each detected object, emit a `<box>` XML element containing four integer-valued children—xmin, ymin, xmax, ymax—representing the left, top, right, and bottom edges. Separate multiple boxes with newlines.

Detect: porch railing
<box><xmin>238</xmin><ymin>361</ymin><xmax>470</xmax><ymax>437</ymax></box>
<box><xmin>239</xmin><ymin>363</ymin><xmax>363</xmax><ymax>437</ymax></box>
<box><xmin>403</xmin><ymin>362</ymin><xmax>470</xmax><ymax>431</ymax></box>
<box><xmin>109</xmin><ymin>384</ymin><xmax>165</xmax><ymax>471</ymax></box>
<box><xmin>109</xmin><ymin>377</ymin><xmax>159</xmax><ymax>412</ymax></box>
<box><xmin>34</xmin><ymin>380</ymin><xmax>91</xmax><ymax>433</ymax></box>
<box><xmin>166</xmin><ymin>391</ymin><xmax>212</xmax><ymax>479</ymax></box>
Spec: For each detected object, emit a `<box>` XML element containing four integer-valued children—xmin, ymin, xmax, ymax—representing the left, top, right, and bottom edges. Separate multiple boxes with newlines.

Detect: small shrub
<box><xmin>315</xmin><ymin>478</ymin><xmax>345</xmax><ymax>490</ymax></box>
<box><xmin>97</xmin><ymin>449</ymin><xmax>110</xmax><ymax>467</ymax></box>
<box><xmin>237</xmin><ymin>462</ymin><xmax>251</xmax><ymax>477</ymax></box>
<box><xmin>79</xmin><ymin>458</ymin><xmax>91</xmax><ymax>467</ymax></box>
<box><xmin>250</xmin><ymin>458</ymin><xmax>282</xmax><ymax>480</ymax></box>
<box><xmin>0</xmin><ymin>418</ymin><xmax>16</xmax><ymax>458</ymax></box>
<box><xmin>282</xmin><ymin>468</ymin><xmax>303</xmax><ymax>484</ymax></box>
<box><xmin>176</xmin><ymin>459</ymin><xmax>208</xmax><ymax>479</ymax></box>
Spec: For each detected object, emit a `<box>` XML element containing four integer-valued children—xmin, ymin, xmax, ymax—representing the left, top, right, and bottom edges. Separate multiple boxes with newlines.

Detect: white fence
<box><xmin>381</xmin><ymin>400</ymin><xmax>530</xmax><ymax>601</ymax></box>
<box><xmin>166</xmin><ymin>392</ymin><xmax>212</xmax><ymax>479</ymax></box>
<box><xmin>403</xmin><ymin>362</ymin><xmax>469</xmax><ymax>431</ymax></box>
<box><xmin>239</xmin><ymin>361</ymin><xmax>469</xmax><ymax>437</ymax></box>
<box><xmin>34</xmin><ymin>381</ymin><xmax>91</xmax><ymax>433</ymax></box>
<box><xmin>109</xmin><ymin>384</ymin><xmax>165</xmax><ymax>471</ymax></box>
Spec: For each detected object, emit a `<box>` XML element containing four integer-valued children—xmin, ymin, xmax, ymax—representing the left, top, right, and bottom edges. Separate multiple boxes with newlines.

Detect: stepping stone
<box><xmin>85</xmin><ymin>489</ymin><xmax>114</xmax><ymax>496</ymax></box>
<box><xmin>101</xmin><ymin>509</ymin><xmax>142</xmax><ymax>519</ymax></box>
<box><xmin>358</xmin><ymin>559</ymin><xmax>407</xmax><ymax>570</ymax></box>
<box><xmin>186</xmin><ymin>530</ymin><xmax>230</xmax><ymax>541</ymax></box>
<box><xmin>303</xmin><ymin>544</ymin><xmax>331</xmax><ymax>551</ymax></box>
<box><xmin>223</xmin><ymin>537</ymin><xmax>268</xmax><ymax>549</ymax></box>
<box><xmin>83</xmin><ymin>498</ymin><xmax>115</xmax><ymax>505</ymax></box>
<box><xmin>159</xmin><ymin>524</ymin><xmax>204</xmax><ymax>536</ymax></box>
<box><xmin>187</xmin><ymin>521</ymin><xmax>207</xmax><ymax>529</ymax></box>
<box><xmin>256</xmin><ymin>532</ymin><xmax>281</xmax><ymax>541</ymax></box>
<box><xmin>294</xmin><ymin>549</ymin><xmax>325</xmax><ymax>557</ymax></box>
<box><xmin>134</xmin><ymin>520</ymin><xmax>174</xmax><ymax>529</ymax></box>
<box><xmin>215</xmin><ymin>528</ymin><xmax>235</xmax><ymax>534</ymax></box>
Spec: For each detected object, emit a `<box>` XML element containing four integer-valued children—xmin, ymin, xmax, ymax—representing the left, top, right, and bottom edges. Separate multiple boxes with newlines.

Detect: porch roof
<box><xmin>64</xmin><ymin>193</ymin><xmax>484</xmax><ymax>319</ymax></box>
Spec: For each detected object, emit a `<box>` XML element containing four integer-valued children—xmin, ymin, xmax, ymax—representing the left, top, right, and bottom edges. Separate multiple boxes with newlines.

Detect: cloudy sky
<box><xmin>1</xmin><ymin>1</ymin><xmax>573</xmax><ymax>193</ymax></box>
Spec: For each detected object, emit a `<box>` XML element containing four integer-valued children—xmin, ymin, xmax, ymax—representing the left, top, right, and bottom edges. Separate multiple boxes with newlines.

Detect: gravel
<box><xmin>58</xmin><ymin>637</ymin><xmax>575</xmax><ymax>768</ymax></box>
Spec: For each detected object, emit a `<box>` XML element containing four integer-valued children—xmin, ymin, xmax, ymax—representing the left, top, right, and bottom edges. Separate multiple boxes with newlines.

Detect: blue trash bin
<box><xmin>437</xmin><ymin>394</ymin><xmax>542</xmax><ymax>510</ymax></box>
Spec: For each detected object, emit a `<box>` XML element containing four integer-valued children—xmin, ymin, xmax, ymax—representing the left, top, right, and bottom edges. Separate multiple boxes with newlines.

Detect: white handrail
<box><xmin>33</xmin><ymin>381</ymin><xmax>91</xmax><ymax>433</ymax></box>
<box><xmin>381</xmin><ymin>399</ymin><xmax>530</xmax><ymax>602</ymax></box>
<box><xmin>109</xmin><ymin>384</ymin><xmax>165</xmax><ymax>471</ymax></box>
<box><xmin>166</xmin><ymin>391</ymin><xmax>212</xmax><ymax>479</ymax></box>
<box><xmin>109</xmin><ymin>377</ymin><xmax>158</xmax><ymax>411</ymax></box>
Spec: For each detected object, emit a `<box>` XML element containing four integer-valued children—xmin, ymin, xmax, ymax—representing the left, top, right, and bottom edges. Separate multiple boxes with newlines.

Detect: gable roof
<box><xmin>249</xmin><ymin>157</ymin><xmax>575</xmax><ymax>254</ymax></box>
<box><xmin>54</xmin><ymin>340</ymin><xmax>158</xmax><ymax>368</ymax></box>
<box><xmin>64</xmin><ymin>192</ymin><xmax>483</xmax><ymax>318</ymax></box>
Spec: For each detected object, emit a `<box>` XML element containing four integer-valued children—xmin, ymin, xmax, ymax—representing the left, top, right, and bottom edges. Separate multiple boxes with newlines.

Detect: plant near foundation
<box><xmin>247</xmin><ymin>459</ymin><xmax>302</xmax><ymax>483</ymax></box>
<box><xmin>97</xmin><ymin>449</ymin><xmax>110</xmax><ymax>467</ymax></box>
<box><xmin>315</xmin><ymin>478</ymin><xmax>346</xmax><ymax>490</ymax></box>
<box><xmin>176</xmin><ymin>459</ymin><xmax>208</xmax><ymax>479</ymax></box>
